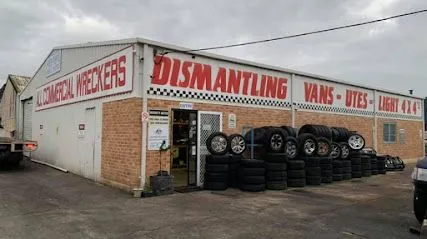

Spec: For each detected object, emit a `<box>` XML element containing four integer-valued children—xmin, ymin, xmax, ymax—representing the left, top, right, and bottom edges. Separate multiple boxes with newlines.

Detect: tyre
<box><xmin>297</xmin><ymin>133</ymin><xmax>318</xmax><ymax>156</ymax></box>
<box><xmin>348</xmin><ymin>133</ymin><xmax>365</xmax><ymax>150</ymax></box>
<box><xmin>266</xmin><ymin>162</ymin><xmax>287</xmax><ymax>171</ymax></box>
<box><xmin>329</xmin><ymin>142</ymin><xmax>342</xmax><ymax>159</ymax></box>
<box><xmin>240</xmin><ymin>159</ymin><xmax>265</xmax><ymax>168</ymax></box>
<box><xmin>266</xmin><ymin>171</ymin><xmax>287</xmax><ymax>181</ymax></box>
<box><xmin>316</xmin><ymin>137</ymin><xmax>332</xmax><ymax>157</ymax></box>
<box><xmin>339</xmin><ymin>142</ymin><xmax>350</xmax><ymax>159</ymax></box>
<box><xmin>321</xmin><ymin>170</ymin><xmax>333</xmax><ymax>177</ymax></box>
<box><xmin>288</xmin><ymin>169</ymin><xmax>306</xmax><ymax>179</ymax></box>
<box><xmin>306</xmin><ymin>167</ymin><xmax>321</xmax><ymax>177</ymax></box>
<box><xmin>288</xmin><ymin>178</ymin><xmax>306</xmax><ymax>187</ymax></box>
<box><xmin>414</xmin><ymin>190</ymin><xmax>427</xmax><ymax>223</ymax></box>
<box><xmin>281</xmin><ymin>126</ymin><xmax>297</xmax><ymax>137</ymax></box>
<box><xmin>266</xmin><ymin>181</ymin><xmax>287</xmax><ymax>190</ymax></box>
<box><xmin>284</xmin><ymin>137</ymin><xmax>298</xmax><ymax>159</ymax></box>
<box><xmin>352</xmin><ymin>171</ymin><xmax>362</xmax><ymax>178</ymax></box>
<box><xmin>303</xmin><ymin>157</ymin><xmax>320</xmax><ymax>167</ymax></box>
<box><xmin>244</xmin><ymin>127</ymin><xmax>266</xmax><ymax>144</ymax></box>
<box><xmin>262</xmin><ymin>153</ymin><xmax>287</xmax><ymax>163</ymax></box>
<box><xmin>371</xmin><ymin>169</ymin><xmax>378</xmax><ymax>175</ymax></box>
<box><xmin>342</xmin><ymin>174</ymin><xmax>352</xmax><ymax>180</ymax></box>
<box><xmin>321</xmin><ymin>176</ymin><xmax>333</xmax><ymax>183</ymax></box>
<box><xmin>342</xmin><ymin>167</ymin><xmax>352</xmax><ymax>174</ymax></box>
<box><xmin>240</xmin><ymin>175</ymin><xmax>265</xmax><ymax>184</ymax></box>
<box><xmin>228</xmin><ymin>134</ymin><xmax>247</xmax><ymax>155</ymax></box>
<box><xmin>306</xmin><ymin>176</ymin><xmax>322</xmax><ymax>185</ymax></box>
<box><xmin>287</xmin><ymin>160</ymin><xmax>305</xmax><ymax>170</ymax></box>
<box><xmin>299</xmin><ymin>124</ymin><xmax>332</xmax><ymax>139</ymax></box>
<box><xmin>342</xmin><ymin>160</ymin><xmax>351</xmax><ymax>168</ymax></box>
<box><xmin>206</xmin><ymin>155</ymin><xmax>230</xmax><ymax>164</ymax></box>
<box><xmin>238</xmin><ymin>167</ymin><xmax>265</xmax><ymax>176</ymax></box>
<box><xmin>333</xmin><ymin>167</ymin><xmax>343</xmax><ymax>175</ymax></box>
<box><xmin>351</xmin><ymin>158</ymin><xmax>362</xmax><ymax>165</ymax></box>
<box><xmin>204</xmin><ymin>172</ymin><xmax>228</xmax><ymax>182</ymax></box>
<box><xmin>239</xmin><ymin>183</ymin><xmax>266</xmax><ymax>192</ymax></box>
<box><xmin>362</xmin><ymin>171</ymin><xmax>372</xmax><ymax>177</ymax></box>
<box><xmin>332</xmin><ymin>174</ymin><xmax>343</xmax><ymax>181</ymax></box>
<box><xmin>352</xmin><ymin>164</ymin><xmax>362</xmax><ymax>172</ymax></box>
<box><xmin>204</xmin><ymin>181</ymin><xmax>228</xmax><ymax>190</ymax></box>
<box><xmin>264</xmin><ymin>127</ymin><xmax>286</xmax><ymax>153</ymax></box>
<box><xmin>331</xmin><ymin>127</ymin><xmax>350</xmax><ymax>141</ymax></box>
<box><xmin>332</xmin><ymin>160</ymin><xmax>343</xmax><ymax>168</ymax></box>
<box><xmin>321</xmin><ymin>164</ymin><xmax>333</xmax><ymax>170</ymax></box>
<box><xmin>206</xmin><ymin>164</ymin><xmax>229</xmax><ymax>173</ymax></box>
<box><xmin>361</xmin><ymin>163</ymin><xmax>371</xmax><ymax>171</ymax></box>
<box><xmin>320</xmin><ymin>157</ymin><xmax>332</xmax><ymax>165</ymax></box>
<box><xmin>230</xmin><ymin>155</ymin><xmax>243</xmax><ymax>163</ymax></box>
<box><xmin>206</xmin><ymin>132</ymin><xmax>229</xmax><ymax>155</ymax></box>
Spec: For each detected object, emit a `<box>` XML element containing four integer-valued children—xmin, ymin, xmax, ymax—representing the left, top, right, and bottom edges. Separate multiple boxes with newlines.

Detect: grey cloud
<box><xmin>0</xmin><ymin>0</ymin><xmax>427</xmax><ymax>96</ymax></box>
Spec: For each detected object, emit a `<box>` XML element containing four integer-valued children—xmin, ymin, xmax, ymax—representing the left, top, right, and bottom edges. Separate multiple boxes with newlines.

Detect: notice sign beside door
<box><xmin>148</xmin><ymin>110</ymin><xmax>170</xmax><ymax>150</ymax></box>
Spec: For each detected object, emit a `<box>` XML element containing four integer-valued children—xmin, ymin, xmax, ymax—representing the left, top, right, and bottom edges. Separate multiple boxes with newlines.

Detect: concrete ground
<box><xmin>0</xmin><ymin>160</ymin><xmax>421</xmax><ymax>239</ymax></box>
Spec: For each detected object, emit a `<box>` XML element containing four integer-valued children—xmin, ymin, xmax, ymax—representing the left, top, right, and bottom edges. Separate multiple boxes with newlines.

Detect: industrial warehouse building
<box><xmin>17</xmin><ymin>38</ymin><xmax>425</xmax><ymax>192</ymax></box>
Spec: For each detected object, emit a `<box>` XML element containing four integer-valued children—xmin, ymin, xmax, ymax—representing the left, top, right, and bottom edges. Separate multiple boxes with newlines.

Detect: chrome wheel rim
<box><xmin>330</xmin><ymin>144</ymin><xmax>341</xmax><ymax>158</ymax></box>
<box><xmin>317</xmin><ymin>142</ymin><xmax>329</xmax><ymax>156</ymax></box>
<box><xmin>349</xmin><ymin>135</ymin><xmax>364</xmax><ymax>150</ymax></box>
<box><xmin>230</xmin><ymin>136</ymin><xmax>246</xmax><ymax>154</ymax></box>
<box><xmin>304</xmin><ymin>139</ymin><xmax>316</xmax><ymax>155</ymax></box>
<box><xmin>211</xmin><ymin>135</ymin><xmax>227</xmax><ymax>153</ymax></box>
<box><xmin>286</xmin><ymin>141</ymin><xmax>297</xmax><ymax>158</ymax></box>
<box><xmin>270</xmin><ymin>134</ymin><xmax>283</xmax><ymax>151</ymax></box>
<box><xmin>341</xmin><ymin>145</ymin><xmax>349</xmax><ymax>159</ymax></box>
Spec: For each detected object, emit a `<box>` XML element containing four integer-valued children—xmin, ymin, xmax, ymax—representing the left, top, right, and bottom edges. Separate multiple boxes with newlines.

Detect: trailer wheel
<box><xmin>316</xmin><ymin>137</ymin><xmax>332</xmax><ymax>157</ymax></box>
<box><xmin>206</xmin><ymin>132</ymin><xmax>229</xmax><ymax>155</ymax></box>
<box><xmin>285</xmin><ymin>136</ymin><xmax>298</xmax><ymax>159</ymax></box>
<box><xmin>228</xmin><ymin>134</ymin><xmax>246</xmax><ymax>155</ymax></box>
<box><xmin>297</xmin><ymin>133</ymin><xmax>318</xmax><ymax>156</ymax></box>
<box><xmin>339</xmin><ymin>142</ymin><xmax>350</xmax><ymax>159</ymax></box>
<box><xmin>348</xmin><ymin>133</ymin><xmax>365</xmax><ymax>150</ymax></box>
<box><xmin>329</xmin><ymin>142</ymin><xmax>342</xmax><ymax>159</ymax></box>
<box><xmin>264</xmin><ymin>127</ymin><xmax>286</xmax><ymax>153</ymax></box>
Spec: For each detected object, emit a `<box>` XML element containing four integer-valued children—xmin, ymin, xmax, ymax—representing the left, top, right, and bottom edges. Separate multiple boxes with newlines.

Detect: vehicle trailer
<box><xmin>0</xmin><ymin>137</ymin><xmax>37</xmax><ymax>167</ymax></box>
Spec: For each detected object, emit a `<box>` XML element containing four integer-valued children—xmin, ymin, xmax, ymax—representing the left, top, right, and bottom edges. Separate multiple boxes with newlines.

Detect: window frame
<box><xmin>383</xmin><ymin>122</ymin><xmax>397</xmax><ymax>143</ymax></box>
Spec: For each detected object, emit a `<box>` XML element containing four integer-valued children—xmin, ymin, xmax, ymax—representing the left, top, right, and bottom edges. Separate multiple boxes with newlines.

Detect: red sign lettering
<box><xmin>303</xmin><ymin>82</ymin><xmax>334</xmax><ymax>105</ymax></box>
<box><xmin>151</xmin><ymin>56</ymin><xmax>289</xmax><ymax>100</ymax></box>
<box><xmin>378</xmin><ymin>95</ymin><xmax>399</xmax><ymax>113</ymax></box>
<box><xmin>345</xmin><ymin>90</ymin><xmax>367</xmax><ymax>109</ymax></box>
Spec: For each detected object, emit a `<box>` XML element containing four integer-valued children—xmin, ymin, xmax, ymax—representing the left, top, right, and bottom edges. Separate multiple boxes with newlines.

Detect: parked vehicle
<box><xmin>412</xmin><ymin>157</ymin><xmax>427</xmax><ymax>223</ymax></box>
<box><xmin>0</xmin><ymin>136</ymin><xmax>37</xmax><ymax>167</ymax></box>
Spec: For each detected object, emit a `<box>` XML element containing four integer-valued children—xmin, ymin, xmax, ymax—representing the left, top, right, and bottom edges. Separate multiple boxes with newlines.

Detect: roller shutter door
<box><xmin>23</xmin><ymin>99</ymin><xmax>33</xmax><ymax>140</ymax></box>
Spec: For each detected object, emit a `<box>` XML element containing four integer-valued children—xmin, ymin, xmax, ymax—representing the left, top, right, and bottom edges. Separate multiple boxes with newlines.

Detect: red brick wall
<box><xmin>376</xmin><ymin>118</ymin><xmax>423</xmax><ymax>160</ymax></box>
<box><xmin>146</xmin><ymin>99</ymin><xmax>292</xmax><ymax>178</ymax></box>
<box><xmin>295</xmin><ymin>111</ymin><xmax>375</xmax><ymax>147</ymax></box>
<box><xmin>101</xmin><ymin>97</ymin><xmax>142</xmax><ymax>191</ymax></box>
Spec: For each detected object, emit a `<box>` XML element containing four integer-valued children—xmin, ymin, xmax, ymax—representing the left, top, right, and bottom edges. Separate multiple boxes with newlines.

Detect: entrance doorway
<box><xmin>171</xmin><ymin>110</ymin><xmax>198</xmax><ymax>187</ymax></box>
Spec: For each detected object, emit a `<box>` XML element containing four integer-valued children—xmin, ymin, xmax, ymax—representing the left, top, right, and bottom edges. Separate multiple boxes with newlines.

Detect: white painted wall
<box><xmin>18</xmin><ymin>42</ymin><xmax>142</xmax><ymax>181</ymax></box>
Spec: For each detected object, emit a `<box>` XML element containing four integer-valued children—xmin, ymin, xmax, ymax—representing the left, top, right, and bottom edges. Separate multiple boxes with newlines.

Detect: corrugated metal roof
<box><xmin>8</xmin><ymin>74</ymin><xmax>30</xmax><ymax>93</ymax></box>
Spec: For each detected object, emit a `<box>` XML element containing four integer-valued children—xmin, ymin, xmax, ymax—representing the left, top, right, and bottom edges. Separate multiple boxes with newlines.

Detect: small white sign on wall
<box><xmin>148</xmin><ymin>110</ymin><xmax>170</xmax><ymax>150</ymax></box>
<box><xmin>228</xmin><ymin>113</ymin><xmax>236</xmax><ymax>129</ymax></box>
<box><xmin>179</xmin><ymin>102</ymin><xmax>193</xmax><ymax>110</ymax></box>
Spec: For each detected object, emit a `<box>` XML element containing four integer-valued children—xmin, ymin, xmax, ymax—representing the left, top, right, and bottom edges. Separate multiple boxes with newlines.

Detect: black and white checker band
<box><xmin>296</xmin><ymin>103</ymin><xmax>374</xmax><ymax>116</ymax></box>
<box><xmin>147</xmin><ymin>87</ymin><xmax>292</xmax><ymax>108</ymax></box>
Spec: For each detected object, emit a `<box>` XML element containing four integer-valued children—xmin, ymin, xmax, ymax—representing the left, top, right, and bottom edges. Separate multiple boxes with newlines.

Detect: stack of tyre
<box><xmin>298</xmin><ymin>125</ymin><xmax>333</xmax><ymax>185</ymax></box>
<box><xmin>265</xmin><ymin>126</ymin><xmax>298</xmax><ymax>190</ymax></box>
<box><xmin>370</xmin><ymin>150</ymin><xmax>378</xmax><ymax>176</ymax></box>
<box><xmin>238</xmin><ymin>159</ymin><xmax>266</xmax><ymax>192</ymax></box>
<box><xmin>330</xmin><ymin>127</ymin><xmax>353</xmax><ymax>181</ymax></box>
<box><xmin>354</xmin><ymin>149</ymin><xmax>372</xmax><ymax>177</ymax></box>
<box><xmin>204</xmin><ymin>133</ymin><xmax>247</xmax><ymax>190</ymax></box>
<box><xmin>376</xmin><ymin>155</ymin><xmax>387</xmax><ymax>174</ymax></box>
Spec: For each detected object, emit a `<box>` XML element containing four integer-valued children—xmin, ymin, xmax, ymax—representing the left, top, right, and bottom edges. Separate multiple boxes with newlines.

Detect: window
<box><xmin>383</xmin><ymin>123</ymin><xmax>396</xmax><ymax>143</ymax></box>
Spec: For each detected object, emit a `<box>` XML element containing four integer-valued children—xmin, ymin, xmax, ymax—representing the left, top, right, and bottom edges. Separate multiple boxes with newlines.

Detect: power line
<box><xmin>170</xmin><ymin>9</ymin><xmax>427</xmax><ymax>54</ymax></box>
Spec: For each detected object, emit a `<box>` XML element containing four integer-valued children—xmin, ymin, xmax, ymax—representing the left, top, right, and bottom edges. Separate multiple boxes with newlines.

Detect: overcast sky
<box><xmin>1</xmin><ymin>0</ymin><xmax>426</xmax><ymax>97</ymax></box>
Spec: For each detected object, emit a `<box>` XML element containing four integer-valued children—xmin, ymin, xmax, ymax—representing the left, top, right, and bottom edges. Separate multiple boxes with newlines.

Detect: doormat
<box><xmin>174</xmin><ymin>186</ymin><xmax>202</xmax><ymax>193</ymax></box>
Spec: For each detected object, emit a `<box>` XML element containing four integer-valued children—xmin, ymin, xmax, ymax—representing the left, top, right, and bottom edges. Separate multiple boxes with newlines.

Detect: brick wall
<box><xmin>376</xmin><ymin>118</ymin><xmax>423</xmax><ymax>161</ymax></box>
<box><xmin>101</xmin><ymin>97</ymin><xmax>142</xmax><ymax>191</ymax></box>
<box><xmin>295</xmin><ymin>111</ymin><xmax>375</xmax><ymax>147</ymax></box>
<box><xmin>146</xmin><ymin>99</ymin><xmax>292</xmax><ymax>178</ymax></box>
